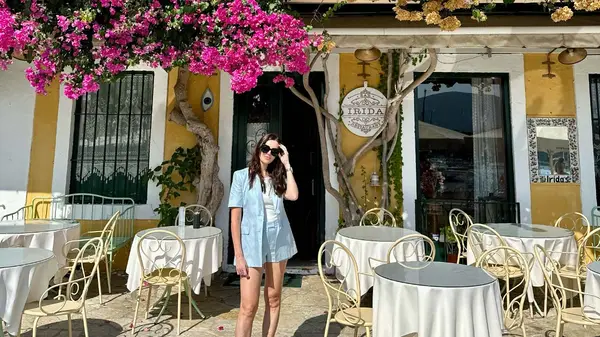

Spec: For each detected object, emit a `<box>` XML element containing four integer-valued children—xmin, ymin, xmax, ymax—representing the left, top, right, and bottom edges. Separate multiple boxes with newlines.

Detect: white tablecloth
<box><xmin>373</xmin><ymin>262</ymin><xmax>503</xmax><ymax>337</ymax></box>
<box><xmin>467</xmin><ymin>223</ymin><xmax>577</xmax><ymax>289</ymax></box>
<box><xmin>584</xmin><ymin>262</ymin><xmax>600</xmax><ymax>319</ymax></box>
<box><xmin>126</xmin><ymin>226</ymin><xmax>222</xmax><ymax>295</ymax></box>
<box><xmin>0</xmin><ymin>220</ymin><xmax>80</xmax><ymax>268</ymax></box>
<box><xmin>335</xmin><ymin>226</ymin><xmax>422</xmax><ymax>296</ymax></box>
<box><xmin>0</xmin><ymin>248</ymin><xmax>58</xmax><ymax>336</ymax></box>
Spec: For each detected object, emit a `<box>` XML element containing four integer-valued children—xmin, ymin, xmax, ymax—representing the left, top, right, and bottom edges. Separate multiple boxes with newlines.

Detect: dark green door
<box><xmin>228</xmin><ymin>72</ymin><xmax>325</xmax><ymax>263</ymax></box>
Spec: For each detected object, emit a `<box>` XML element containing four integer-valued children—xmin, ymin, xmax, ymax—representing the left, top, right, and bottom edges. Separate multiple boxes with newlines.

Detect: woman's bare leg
<box><xmin>262</xmin><ymin>260</ymin><xmax>287</xmax><ymax>337</ymax></box>
<box><xmin>236</xmin><ymin>267</ymin><xmax>263</xmax><ymax>337</ymax></box>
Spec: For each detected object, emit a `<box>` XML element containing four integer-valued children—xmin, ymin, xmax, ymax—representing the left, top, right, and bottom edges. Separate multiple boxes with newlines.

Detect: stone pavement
<box><xmin>8</xmin><ymin>271</ymin><xmax>600</xmax><ymax>337</ymax></box>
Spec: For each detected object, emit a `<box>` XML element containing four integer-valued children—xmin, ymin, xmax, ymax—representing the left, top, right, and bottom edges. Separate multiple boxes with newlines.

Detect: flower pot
<box><xmin>447</xmin><ymin>253</ymin><xmax>458</xmax><ymax>264</ymax></box>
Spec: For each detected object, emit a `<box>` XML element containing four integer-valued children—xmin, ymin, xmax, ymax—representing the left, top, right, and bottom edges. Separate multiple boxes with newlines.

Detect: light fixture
<box><xmin>558</xmin><ymin>48</ymin><xmax>587</xmax><ymax>65</ymax></box>
<box><xmin>370</xmin><ymin>171</ymin><xmax>380</xmax><ymax>187</ymax></box>
<box><xmin>354</xmin><ymin>47</ymin><xmax>381</xmax><ymax>80</ymax></box>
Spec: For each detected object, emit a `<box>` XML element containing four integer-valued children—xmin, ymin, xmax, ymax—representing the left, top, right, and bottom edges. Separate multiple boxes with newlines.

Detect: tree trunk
<box><xmin>169</xmin><ymin>68</ymin><xmax>224</xmax><ymax>217</ymax></box>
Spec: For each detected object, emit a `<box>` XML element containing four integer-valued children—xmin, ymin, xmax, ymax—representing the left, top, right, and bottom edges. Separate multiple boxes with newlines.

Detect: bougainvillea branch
<box><xmin>0</xmin><ymin>0</ymin><xmax>318</xmax><ymax>98</ymax></box>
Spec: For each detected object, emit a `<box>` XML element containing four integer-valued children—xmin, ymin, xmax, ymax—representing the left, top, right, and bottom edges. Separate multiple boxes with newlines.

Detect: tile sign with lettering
<box><xmin>341</xmin><ymin>82</ymin><xmax>388</xmax><ymax>137</ymax></box>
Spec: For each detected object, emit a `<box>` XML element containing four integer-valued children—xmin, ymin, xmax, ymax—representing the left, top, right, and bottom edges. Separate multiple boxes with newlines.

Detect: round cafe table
<box><xmin>584</xmin><ymin>261</ymin><xmax>600</xmax><ymax>319</ymax></box>
<box><xmin>373</xmin><ymin>261</ymin><xmax>503</xmax><ymax>337</ymax></box>
<box><xmin>466</xmin><ymin>223</ymin><xmax>577</xmax><ymax>288</ymax></box>
<box><xmin>334</xmin><ymin>226</ymin><xmax>422</xmax><ymax>295</ymax></box>
<box><xmin>126</xmin><ymin>226</ymin><xmax>223</xmax><ymax>295</ymax></box>
<box><xmin>0</xmin><ymin>220</ymin><xmax>80</xmax><ymax>268</ymax></box>
<box><xmin>0</xmin><ymin>248</ymin><xmax>58</xmax><ymax>336</ymax></box>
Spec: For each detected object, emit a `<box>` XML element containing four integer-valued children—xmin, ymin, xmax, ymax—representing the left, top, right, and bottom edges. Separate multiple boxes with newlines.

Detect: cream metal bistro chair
<box><xmin>534</xmin><ymin>244</ymin><xmax>600</xmax><ymax>336</ymax></box>
<box><xmin>360</xmin><ymin>208</ymin><xmax>396</xmax><ymax>227</ymax></box>
<box><xmin>16</xmin><ymin>238</ymin><xmax>104</xmax><ymax>337</ymax></box>
<box><xmin>368</xmin><ymin>233</ymin><xmax>436</xmax><ymax>271</ymax></box>
<box><xmin>477</xmin><ymin>246</ymin><xmax>531</xmax><ymax>337</ymax></box>
<box><xmin>174</xmin><ymin>204</ymin><xmax>214</xmax><ymax>296</ymax></box>
<box><xmin>318</xmin><ymin>240</ymin><xmax>373</xmax><ymax>337</ymax></box>
<box><xmin>132</xmin><ymin>229</ymin><xmax>194</xmax><ymax>336</ymax></box>
<box><xmin>466</xmin><ymin>224</ymin><xmax>525</xmax><ymax>280</ymax></box>
<box><xmin>448</xmin><ymin>208</ymin><xmax>474</xmax><ymax>264</ymax></box>
<box><xmin>62</xmin><ymin>211</ymin><xmax>120</xmax><ymax>305</ymax></box>
<box><xmin>554</xmin><ymin>212</ymin><xmax>591</xmax><ymax>244</ymax></box>
<box><xmin>544</xmin><ymin>218</ymin><xmax>599</xmax><ymax>312</ymax></box>
<box><xmin>174</xmin><ymin>204</ymin><xmax>213</xmax><ymax>227</ymax></box>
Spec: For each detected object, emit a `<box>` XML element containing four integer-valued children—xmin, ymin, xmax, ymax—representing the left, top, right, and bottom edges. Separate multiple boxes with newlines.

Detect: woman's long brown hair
<box><xmin>248</xmin><ymin>133</ymin><xmax>287</xmax><ymax>197</ymax></box>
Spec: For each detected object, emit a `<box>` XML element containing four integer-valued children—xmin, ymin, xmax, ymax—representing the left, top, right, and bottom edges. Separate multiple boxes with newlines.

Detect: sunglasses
<box><xmin>260</xmin><ymin>144</ymin><xmax>282</xmax><ymax>156</ymax></box>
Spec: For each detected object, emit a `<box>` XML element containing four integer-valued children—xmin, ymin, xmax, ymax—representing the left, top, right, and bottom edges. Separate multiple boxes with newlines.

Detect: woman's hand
<box><xmin>279</xmin><ymin>144</ymin><xmax>290</xmax><ymax>169</ymax></box>
<box><xmin>236</xmin><ymin>255</ymin><xmax>249</xmax><ymax>278</ymax></box>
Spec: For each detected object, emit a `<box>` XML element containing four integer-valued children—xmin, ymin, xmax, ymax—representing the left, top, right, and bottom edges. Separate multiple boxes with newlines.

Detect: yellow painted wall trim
<box><xmin>26</xmin><ymin>79</ymin><xmax>61</xmax><ymax>205</ymax></box>
<box><xmin>524</xmin><ymin>53</ymin><xmax>581</xmax><ymax>225</ymax></box>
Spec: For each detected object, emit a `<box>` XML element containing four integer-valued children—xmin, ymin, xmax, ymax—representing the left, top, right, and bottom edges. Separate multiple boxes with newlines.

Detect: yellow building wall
<box><xmin>26</xmin><ymin>79</ymin><xmax>61</xmax><ymax>205</ymax></box>
<box><xmin>524</xmin><ymin>53</ymin><xmax>581</xmax><ymax>226</ymax></box>
<box><xmin>339</xmin><ymin>53</ymin><xmax>385</xmax><ymax>209</ymax></box>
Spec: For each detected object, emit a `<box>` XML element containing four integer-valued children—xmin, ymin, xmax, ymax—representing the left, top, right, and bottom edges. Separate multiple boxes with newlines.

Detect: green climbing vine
<box><xmin>377</xmin><ymin>51</ymin><xmax>404</xmax><ymax>226</ymax></box>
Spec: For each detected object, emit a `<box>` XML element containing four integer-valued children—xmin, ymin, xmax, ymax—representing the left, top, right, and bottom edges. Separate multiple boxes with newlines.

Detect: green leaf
<box><xmin>503</xmin><ymin>0</ymin><xmax>515</xmax><ymax>4</ymax></box>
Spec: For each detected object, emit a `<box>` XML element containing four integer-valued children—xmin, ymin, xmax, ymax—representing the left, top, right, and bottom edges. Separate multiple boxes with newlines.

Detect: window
<box><xmin>590</xmin><ymin>75</ymin><xmax>600</xmax><ymax>203</ymax></box>
<box><xmin>69</xmin><ymin>72</ymin><xmax>154</xmax><ymax>204</ymax></box>
<box><xmin>415</xmin><ymin>74</ymin><xmax>514</xmax><ymax>203</ymax></box>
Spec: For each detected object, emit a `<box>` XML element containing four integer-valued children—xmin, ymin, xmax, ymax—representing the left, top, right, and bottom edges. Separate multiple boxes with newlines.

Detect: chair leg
<box><xmin>16</xmin><ymin>317</ymin><xmax>22</xmax><ymax>337</ymax></box>
<box><xmin>187</xmin><ymin>281</ymin><xmax>193</xmax><ymax>320</ymax></box>
<box><xmin>67</xmin><ymin>314</ymin><xmax>72</xmax><ymax>337</ymax></box>
<box><xmin>365</xmin><ymin>327</ymin><xmax>371</xmax><ymax>337</ymax></box>
<box><xmin>31</xmin><ymin>317</ymin><xmax>40</xmax><ymax>337</ymax></box>
<box><xmin>204</xmin><ymin>282</ymin><xmax>208</xmax><ymax>297</ymax></box>
<box><xmin>145</xmin><ymin>285</ymin><xmax>153</xmax><ymax>319</ymax></box>
<box><xmin>544</xmin><ymin>283</ymin><xmax>548</xmax><ymax>318</ymax></box>
<box><xmin>353</xmin><ymin>327</ymin><xmax>358</xmax><ymax>337</ymax></box>
<box><xmin>323</xmin><ymin>313</ymin><xmax>332</xmax><ymax>337</ymax></box>
<box><xmin>105</xmin><ymin>257</ymin><xmax>112</xmax><ymax>294</ymax></box>
<box><xmin>96</xmin><ymin>268</ymin><xmax>103</xmax><ymax>305</ymax></box>
<box><xmin>577</xmin><ymin>277</ymin><xmax>584</xmax><ymax>307</ymax></box>
<box><xmin>131</xmin><ymin>285</ymin><xmax>143</xmax><ymax>336</ymax></box>
<box><xmin>82</xmin><ymin>306</ymin><xmax>90</xmax><ymax>337</ymax></box>
<box><xmin>521</xmin><ymin>324</ymin><xmax>527</xmax><ymax>337</ymax></box>
<box><xmin>177</xmin><ymin>283</ymin><xmax>182</xmax><ymax>335</ymax></box>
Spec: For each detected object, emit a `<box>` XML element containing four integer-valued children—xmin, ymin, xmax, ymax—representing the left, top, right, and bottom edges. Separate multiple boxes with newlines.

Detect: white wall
<box><xmin>0</xmin><ymin>62</ymin><xmax>36</xmax><ymax>218</ymax></box>
<box><xmin>402</xmin><ymin>53</ymin><xmax>531</xmax><ymax>228</ymax></box>
<box><xmin>574</xmin><ymin>56</ymin><xmax>600</xmax><ymax>219</ymax></box>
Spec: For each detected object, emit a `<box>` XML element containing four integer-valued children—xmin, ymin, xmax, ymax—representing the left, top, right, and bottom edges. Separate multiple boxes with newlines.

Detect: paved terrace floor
<box><xmin>6</xmin><ymin>270</ymin><xmax>600</xmax><ymax>337</ymax></box>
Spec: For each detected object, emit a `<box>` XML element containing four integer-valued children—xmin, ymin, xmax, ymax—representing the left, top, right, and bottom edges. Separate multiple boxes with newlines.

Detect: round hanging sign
<box><xmin>340</xmin><ymin>82</ymin><xmax>388</xmax><ymax>137</ymax></box>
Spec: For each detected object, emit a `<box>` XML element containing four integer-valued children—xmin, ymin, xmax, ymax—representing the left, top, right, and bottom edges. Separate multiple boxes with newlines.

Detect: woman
<box><xmin>228</xmin><ymin>133</ymin><xmax>299</xmax><ymax>337</ymax></box>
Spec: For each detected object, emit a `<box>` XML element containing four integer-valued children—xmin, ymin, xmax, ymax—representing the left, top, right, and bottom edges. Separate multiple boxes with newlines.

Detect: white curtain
<box><xmin>472</xmin><ymin>78</ymin><xmax>504</xmax><ymax>219</ymax></box>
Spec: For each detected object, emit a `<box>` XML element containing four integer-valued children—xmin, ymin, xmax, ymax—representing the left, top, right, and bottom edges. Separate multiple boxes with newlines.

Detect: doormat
<box><xmin>223</xmin><ymin>273</ymin><xmax>303</xmax><ymax>288</ymax></box>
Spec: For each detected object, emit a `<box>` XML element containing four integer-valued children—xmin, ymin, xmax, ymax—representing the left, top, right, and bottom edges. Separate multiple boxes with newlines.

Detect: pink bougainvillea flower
<box><xmin>0</xmin><ymin>0</ymin><xmax>320</xmax><ymax>97</ymax></box>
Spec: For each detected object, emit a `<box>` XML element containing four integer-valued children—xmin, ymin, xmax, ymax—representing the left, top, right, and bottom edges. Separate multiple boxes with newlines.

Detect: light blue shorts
<box><xmin>260</xmin><ymin>219</ymin><xmax>297</xmax><ymax>266</ymax></box>
<box><xmin>236</xmin><ymin>218</ymin><xmax>297</xmax><ymax>268</ymax></box>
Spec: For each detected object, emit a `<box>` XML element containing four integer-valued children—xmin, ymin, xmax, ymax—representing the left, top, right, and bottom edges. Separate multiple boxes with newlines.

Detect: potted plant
<box><xmin>443</xmin><ymin>226</ymin><xmax>459</xmax><ymax>263</ymax></box>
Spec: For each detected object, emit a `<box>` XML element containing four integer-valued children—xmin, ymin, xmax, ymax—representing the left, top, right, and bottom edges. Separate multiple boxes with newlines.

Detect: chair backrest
<box><xmin>578</xmin><ymin>226</ymin><xmax>600</xmax><ymax>271</ymax></box>
<box><xmin>0</xmin><ymin>205</ymin><xmax>32</xmax><ymax>221</ymax></box>
<box><xmin>448</xmin><ymin>208</ymin><xmax>473</xmax><ymax>257</ymax></box>
<box><xmin>466</xmin><ymin>223</ymin><xmax>507</xmax><ymax>262</ymax></box>
<box><xmin>174</xmin><ymin>204</ymin><xmax>213</xmax><ymax>227</ymax></box>
<box><xmin>360</xmin><ymin>208</ymin><xmax>396</xmax><ymax>227</ymax></box>
<box><xmin>386</xmin><ymin>233</ymin><xmax>435</xmax><ymax>264</ymax></box>
<box><xmin>592</xmin><ymin>206</ymin><xmax>600</xmax><ymax>227</ymax></box>
<box><xmin>477</xmin><ymin>246</ymin><xmax>530</xmax><ymax>331</ymax></box>
<box><xmin>533</xmin><ymin>244</ymin><xmax>568</xmax><ymax>313</ymax></box>
<box><xmin>136</xmin><ymin>229</ymin><xmax>187</xmax><ymax>283</ymax></box>
<box><xmin>317</xmin><ymin>240</ymin><xmax>363</xmax><ymax>324</ymax></box>
<box><xmin>554</xmin><ymin>212</ymin><xmax>591</xmax><ymax>242</ymax></box>
<box><xmin>43</xmin><ymin>237</ymin><xmax>104</xmax><ymax>315</ymax></box>
<box><xmin>99</xmin><ymin>211</ymin><xmax>121</xmax><ymax>255</ymax></box>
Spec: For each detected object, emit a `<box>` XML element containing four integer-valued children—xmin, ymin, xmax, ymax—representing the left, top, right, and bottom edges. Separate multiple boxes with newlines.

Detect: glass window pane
<box><xmin>69</xmin><ymin>72</ymin><xmax>154</xmax><ymax>204</ymax></box>
<box><xmin>415</xmin><ymin>74</ymin><xmax>511</xmax><ymax>213</ymax></box>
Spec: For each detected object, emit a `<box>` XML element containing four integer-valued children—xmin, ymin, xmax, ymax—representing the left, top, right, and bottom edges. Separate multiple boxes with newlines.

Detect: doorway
<box><xmin>228</xmin><ymin>72</ymin><xmax>326</xmax><ymax>264</ymax></box>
